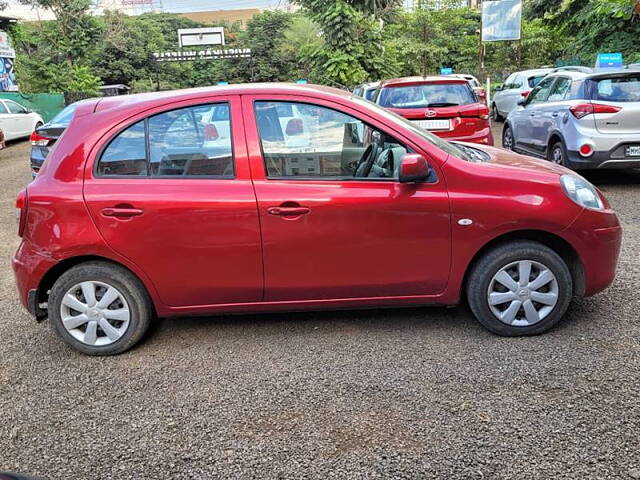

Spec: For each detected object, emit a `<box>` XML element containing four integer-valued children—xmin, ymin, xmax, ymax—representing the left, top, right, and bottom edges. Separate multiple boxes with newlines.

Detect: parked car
<box><xmin>0</xmin><ymin>99</ymin><xmax>44</xmax><ymax>141</ymax></box>
<box><xmin>492</xmin><ymin>68</ymin><xmax>554</xmax><ymax>121</ymax></box>
<box><xmin>353</xmin><ymin>81</ymin><xmax>380</xmax><ymax>101</ymax></box>
<box><xmin>30</xmin><ymin>102</ymin><xmax>80</xmax><ymax>176</ymax></box>
<box><xmin>446</xmin><ymin>74</ymin><xmax>487</xmax><ymax>104</ymax></box>
<box><xmin>13</xmin><ymin>84</ymin><xmax>621</xmax><ymax>355</ymax></box>
<box><xmin>502</xmin><ymin>69</ymin><xmax>640</xmax><ymax>169</ymax></box>
<box><xmin>374</xmin><ymin>76</ymin><xmax>493</xmax><ymax>145</ymax></box>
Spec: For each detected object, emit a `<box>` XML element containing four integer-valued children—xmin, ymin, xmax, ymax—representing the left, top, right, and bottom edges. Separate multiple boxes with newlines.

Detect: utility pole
<box><xmin>517</xmin><ymin>0</ymin><xmax>524</xmax><ymax>68</ymax></box>
<box><xmin>478</xmin><ymin>11</ymin><xmax>484</xmax><ymax>82</ymax></box>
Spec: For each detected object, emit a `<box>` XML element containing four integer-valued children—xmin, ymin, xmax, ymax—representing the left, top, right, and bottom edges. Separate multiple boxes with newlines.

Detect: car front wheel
<box><xmin>491</xmin><ymin>103</ymin><xmax>503</xmax><ymax>122</ymax></box>
<box><xmin>49</xmin><ymin>261</ymin><xmax>153</xmax><ymax>355</ymax></box>
<box><xmin>548</xmin><ymin>141</ymin><xmax>567</xmax><ymax>166</ymax></box>
<box><xmin>502</xmin><ymin>125</ymin><xmax>514</xmax><ymax>151</ymax></box>
<box><xmin>466</xmin><ymin>241</ymin><xmax>573</xmax><ymax>336</ymax></box>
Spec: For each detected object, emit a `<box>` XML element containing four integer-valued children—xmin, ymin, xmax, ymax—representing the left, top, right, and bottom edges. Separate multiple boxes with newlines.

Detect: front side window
<box><xmin>0</xmin><ymin>102</ymin><xmax>8</xmax><ymax>114</ymax></box>
<box><xmin>378</xmin><ymin>83</ymin><xmax>476</xmax><ymax>109</ymax></box>
<box><xmin>97</xmin><ymin>103</ymin><xmax>234</xmax><ymax>177</ymax></box>
<box><xmin>547</xmin><ymin>77</ymin><xmax>572</xmax><ymax>102</ymax></box>
<box><xmin>527</xmin><ymin>77</ymin><xmax>555</xmax><ymax>105</ymax></box>
<box><xmin>6</xmin><ymin>101</ymin><xmax>27</xmax><ymax>114</ymax></box>
<box><xmin>254</xmin><ymin>101</ymin><xmax>409</xmax><ymax>180</ymax></box>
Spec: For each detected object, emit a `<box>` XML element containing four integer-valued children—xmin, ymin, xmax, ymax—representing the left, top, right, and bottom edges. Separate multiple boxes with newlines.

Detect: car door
<box><xmin>0</xmin><ymin>101</ymin><xmax>13</xmax><ymax>139</ymax></box>
<box><xmin>83</xmin><ymin>95</ymin><xmax>263</xmax><ymax>308</ymax></box>
<box><xmin>497</xmin><ymin>74</ymin><xmax>522</xmax><ymax>116</ymax></box>
<box><xmin>514</xmin><ymin>76</ymin><xmax>555</xmax><ymax>152</ymax></box>
<box><xmin>242</xmin><ymin>95</ymin><xmax>451</xmax><ymax>302</ymax></box>
<box><xmin>536</xmin><ymin>76</ymin><xmax>573</xmax><ymax>154</ymax></box>
<box><xmin>5</xmin><ymin>100</ymin><xmax>32</xmax><ymax>137</ymax></box>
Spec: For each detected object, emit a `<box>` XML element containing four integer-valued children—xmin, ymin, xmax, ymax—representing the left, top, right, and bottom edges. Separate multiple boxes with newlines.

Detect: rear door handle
<box><xmin>552</xmin><ymin>112</ymin><xmax>559</xmax><ymax>117</ymax></box>
<box><xmin>267</xmin><ymin>206</ymin><xmax>310</xmax><ymax>216</ymax></box>
<box><xmin>101</xmin><ymin>207</ymin><xmax>144</xmax><ymax>218</ymax></box>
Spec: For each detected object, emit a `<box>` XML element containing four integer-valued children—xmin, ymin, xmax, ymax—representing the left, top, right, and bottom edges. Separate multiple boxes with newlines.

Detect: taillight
<box><xmin>30</xmin><ymin>131</ymin><xmax>52</xmax><ymax>147</ymax></box>
<box><xmin>204</xmin><ymin>124</ymin><xmax>219</xmax><ymax>141</ymax></box>
<box><xmin>478</xmin><ymin>105</ymin><xmax>490</xmax><ymax>120</ymax></box>
<box><xmin>16</xmin><ymin>189</ymin><xmax>27</xmax><ymax>237</ymax></box>
<box><xmin>570</xmin><ymin>103</ymin><xmax>622</xmax><ymax>119</ymax></box>
<box><xmin>521</xmin><ymin>91</ymin><xmax>531</xmax><ymax>98</ymax></box>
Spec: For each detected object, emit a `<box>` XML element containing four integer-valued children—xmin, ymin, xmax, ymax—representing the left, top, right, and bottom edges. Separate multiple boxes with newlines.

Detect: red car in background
<box><xmin>375</xmin><ymin>76</ymin><xmax>493</xmax><ymax>145</ymax></box>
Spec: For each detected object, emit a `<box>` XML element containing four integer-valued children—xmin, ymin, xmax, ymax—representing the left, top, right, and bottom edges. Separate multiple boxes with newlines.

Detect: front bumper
<box><xmin>561</xmin><ymin>207</ymin><xmax>622</xmax><ymax>297</ymax></box>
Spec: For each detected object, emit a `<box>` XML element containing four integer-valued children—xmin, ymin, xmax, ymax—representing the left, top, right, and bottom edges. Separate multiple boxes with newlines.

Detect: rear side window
<box><xmin>528</xmin><ymin>75</ymin><xmax>547</xmax><ymax>88</ymax></box>
<box><xmin>592</xmin><ymin>75</ymin><xmax>640</xmax><ymax>102</ymax></box>
<box><xmin>98</xmin><ymin>121</ymin><xmax>147</xmax><ymax>176</ymax></box>
<box><xmin>378</xmin><ymin>83</ymin><xmax>476</xmax><ymax>109</ymax></box>
<box><xmin>96</xmin><ymin>103</ymin><xmax>234</xmax><ymax>178</ymax></box>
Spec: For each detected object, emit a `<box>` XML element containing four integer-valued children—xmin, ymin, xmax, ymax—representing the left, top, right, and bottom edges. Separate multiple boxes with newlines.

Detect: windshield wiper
<box><xmin>426</xmin><ymin>102</ymin><xmax>460</xmax><ymax>107</ymax></box>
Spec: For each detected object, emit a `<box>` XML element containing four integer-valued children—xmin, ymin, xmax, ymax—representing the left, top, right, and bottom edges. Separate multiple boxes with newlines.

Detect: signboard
<box><xmin>121</xmin><ymin>0</ymin><xmax>152</xmax><ymax>4</ymax></box>
<box><xmin>0</xmin><ymin>57</ymin><xmax>18</xmax><ymax>91</ymax></box>
<box><xmin>153</xmin><ymin>48</ymin><xmax>251</xmax><ymax>62</ymax></box>
<box><xmin>0</xmin><ymin>31</ymin><xmax>16</xmax><ymax>58</ymax></box>
<box><xmin>178</xmin><ymin>27</ymin><xmax>225</xmax><ymax>48</ymax></box>
<box><xmin>596</xmin><ymin>53</ymin><xmax>623</xmax><ymax>69</ymax></box>
<box><xmin>482</xmin><ymin>0</ymin><xmax>522</xmax><ymax>42</ymax></box>
<box><xmin>440</xmin><ymin>67</ymin><xmax>453</xmax><ymax>75</ymax></box>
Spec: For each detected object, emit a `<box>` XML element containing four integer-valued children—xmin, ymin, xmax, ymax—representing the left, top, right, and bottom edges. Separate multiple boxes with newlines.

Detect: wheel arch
<box><xmin>547</xmin><ymin>130</ymin><xmax>566</xmax><ymax>154</ymax></box>
<box><xmin>462</xmin><ymin>229</ymin><xmax>585</xmax><ymax>299</ymax></box>
<box><xmin>36</xmin><ymin>255</ymin><xmax>158</xmax><ymax>317</ymax></box>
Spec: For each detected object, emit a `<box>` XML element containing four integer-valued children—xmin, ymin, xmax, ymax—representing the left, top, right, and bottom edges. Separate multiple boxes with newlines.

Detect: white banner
<box><xmin>482</xmin><ymin>0</ymin><xmax>522</xmax><ymax>42</ymax></box>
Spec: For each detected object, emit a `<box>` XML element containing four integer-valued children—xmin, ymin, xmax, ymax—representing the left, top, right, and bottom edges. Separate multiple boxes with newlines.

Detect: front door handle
<box><xmin>101</xmin><ymin>207</ymin><xmax>144</xmax><ymax>218</ymax></box>
<box><xmin>267</xmin><ymin>206</ymin><xmax>310</xmax><ymax>216</ymax></box>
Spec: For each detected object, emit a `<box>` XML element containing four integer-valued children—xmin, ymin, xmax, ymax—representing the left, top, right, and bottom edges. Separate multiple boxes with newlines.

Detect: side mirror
<box><xmin>495</xmin><ymin>85</ymin><xmax>503</xmax><ymax>92</ymax></box>
<box><xmin>399</xmin><ymin>154</ymin><xmax>431</xmax><ymax>183</ymax></box>
<box><xmin>517</xmin><ymin>98</ymin><xmax>527</xmax><ymax>106</ymax></box>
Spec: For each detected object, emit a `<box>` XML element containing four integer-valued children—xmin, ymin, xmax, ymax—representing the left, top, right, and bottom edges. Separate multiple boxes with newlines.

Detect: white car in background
<box><xmin>0</xmin><ymin>99</ymin><xmax>44</xmax><ymax>141</ymax></box>
<box><xmin>492</xmin><ymin>68</ymin><xmax>554</xmax><ymax>121</ymax></box>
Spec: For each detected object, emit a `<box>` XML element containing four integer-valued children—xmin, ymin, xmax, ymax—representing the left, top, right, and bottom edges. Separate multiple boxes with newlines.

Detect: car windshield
<box><xmin>50</xmin><ymin>103</ymin><xmax>78</xmax><ymax>125</ymax></box>
<box><xmin>349</xmin><ymin>95</ymin><xmax>475</xmax><ymax>163</ymax></box>
<box><xmin>528</xmin><ymin>75</ymin><xmax>547</xmax><ymax>88</ymax></box>
<box><xmin>364</xmin><ymin>88</ymin><xmax>377</xmax><ymax>101</ymax></box>
<box><xmin>378</xmin><ymin>83</ymin><xmax>476</xmax><ymax>109</ymax></box>
<box><xmin>593</xmin><ymin>75</ymin><xmax>640</xmax><ymax>102</ymax></box>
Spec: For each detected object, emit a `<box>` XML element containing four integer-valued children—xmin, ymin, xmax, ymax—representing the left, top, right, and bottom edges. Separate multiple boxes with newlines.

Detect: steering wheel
<box><xmin>354</xmin><ymin>144</ymin><xmax>380</xmax><ymax>178</ymax></box>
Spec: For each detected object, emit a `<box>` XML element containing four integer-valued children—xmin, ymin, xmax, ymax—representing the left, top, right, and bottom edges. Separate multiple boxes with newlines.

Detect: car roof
<box><xmin>379</xmin><ymin>76</ymin><xmax>468</xmax><ymax>87</ymax></box>
<box><xmin>545</xmin><ymin>68</ymin><xmax>640</xmax><ymax>81</ymax></box>
<box><xmin>510</xmin><ymin>68</ymin><xmax>554</xmax><ymax>77</ymax></box>
<box><xmin>361</xmin><ymin>81</ymin><xmax>380</xmax><ymax>89</ymax></box>
<box><xmin>87</xmin><ymin>83</ymin><xmax>353</xmax><ymax>115</ymax></box>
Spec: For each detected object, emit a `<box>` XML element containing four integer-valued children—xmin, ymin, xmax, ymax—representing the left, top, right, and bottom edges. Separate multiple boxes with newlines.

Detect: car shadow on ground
<box><xmin>581</xmin><ymin>169</ymin><xmax>640</xmax><ymax>186</ymax></box>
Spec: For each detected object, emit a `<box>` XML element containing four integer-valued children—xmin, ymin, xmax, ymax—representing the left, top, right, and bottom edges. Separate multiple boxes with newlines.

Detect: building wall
<box><xmin>178</xmin><ymin>9</ymin><xmax>261</xmax><ymax>29</ymax></box>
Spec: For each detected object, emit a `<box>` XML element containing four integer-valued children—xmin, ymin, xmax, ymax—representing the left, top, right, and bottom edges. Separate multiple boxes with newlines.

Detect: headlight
<box><xmin>560</xmin><ymin>174</ymin><xmax>604</xmax><ymax>210</ymax></box>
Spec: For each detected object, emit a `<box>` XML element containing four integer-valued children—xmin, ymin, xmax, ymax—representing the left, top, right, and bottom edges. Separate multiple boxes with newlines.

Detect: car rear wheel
<box><xmin>548</xmin><ymin>141</ymin><xmax>567</xmax><ymax>166</ymax></box>
<box><xmin>49</xmin><ymin>261</ymin><xmax>153</xmax><ymax>355</ymax></box>
<box><xmin>502</xmin><ymin>125</ymin><xmax>514</xmax><ymax>151</ymax></box>
<box><xmin>466</xmin><ymin>241</ymin><xmax>573</xmax><ymax>336</ymax></box>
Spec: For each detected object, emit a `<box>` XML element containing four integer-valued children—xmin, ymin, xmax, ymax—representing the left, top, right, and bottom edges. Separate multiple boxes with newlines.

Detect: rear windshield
<box><xmin>378</xmin><ymin>83</ymin><xmax>476</xmax><ymax>109</ymax></box>
<box><xmin>50</xmin><ymin>103</ymin><xmax>78</xmax><ymax>125</ymax></box>
<box><xmin>592</xmin><ymin>75</ymin><xmax>640</xmax><ymax>102</ymax></box>
<box><xmin>528</xmin><ymin>75</ymin><xmax>547</xmax><ymax>88</ymax></box>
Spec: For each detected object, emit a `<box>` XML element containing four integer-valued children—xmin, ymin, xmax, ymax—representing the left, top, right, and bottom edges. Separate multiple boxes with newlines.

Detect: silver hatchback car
<box><xmin>502</xmin><ymin>69</ymin><xmax>640</xmax><ymax>169</ymax></box>
<box><xmin>492</xmin><ymin>68</ymin><xmax>553</xmax><ymax>120</ymax></box>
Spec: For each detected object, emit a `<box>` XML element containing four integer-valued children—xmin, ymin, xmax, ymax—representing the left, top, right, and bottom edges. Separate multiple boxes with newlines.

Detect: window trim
<box><xmin>252</xmin><ymin>99</ymin><xmax>431</xmax><ymax>183</ymax></box>
<box><xmin>94</xmin><ymin>101</ymin><xmax>236</xmax><ymax>180</ymax></box>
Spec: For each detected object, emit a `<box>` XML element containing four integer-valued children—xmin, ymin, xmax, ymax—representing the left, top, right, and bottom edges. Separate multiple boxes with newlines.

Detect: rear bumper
<box><xmin>12</xmin><ymin>240</ymin><xmax>57</xmax><ymax>318</ymax></box>
<box><xmin>435</xmin><ymin>127</ymin><xmax>494</xmax><ymax>146</ymax></box>
<box><xmin>561</xmin><ymin>208</ymin><xmax>622</xmax><ymax>297</ymax></box>
<box><xmin>567</xmin><ymin>147</ymin><xmax>640</xmax><ymax>169</ymax></box>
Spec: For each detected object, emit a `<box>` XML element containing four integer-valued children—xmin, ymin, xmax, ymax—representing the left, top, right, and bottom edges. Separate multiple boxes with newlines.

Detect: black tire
<box><xmin>49</xmin><ymin>261</ymin><xmax>153</xmax><ymax>355</ymax></box>
<box><xmin>466</xmin><ymin>241</ymin><xmax>572</xmax><ymax>336</ymax></box>
<box><xmin>548</xmin><ymin>141</ymin><xmax>568</xmax><ymax>166</ymax></box>
<box><xmin>491</xmin><ymin>103</ymin><xmax>503</xmax><ymax>122</ymax></box>
<box><xmin>502</xmin><ymin>124</ymin><xmax>514</xmax><ymax>151</ymax></box>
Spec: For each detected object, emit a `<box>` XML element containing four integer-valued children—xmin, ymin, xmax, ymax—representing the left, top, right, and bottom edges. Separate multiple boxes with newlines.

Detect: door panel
<box><xmin>84</xmin><ymin>96</ymin><xmax>263</xmax><ymax>308</ymax></box>
<box><xmin>243</xmin><ymin>95</ymin><xmax>451</xmax><ymax>302</ymax></box>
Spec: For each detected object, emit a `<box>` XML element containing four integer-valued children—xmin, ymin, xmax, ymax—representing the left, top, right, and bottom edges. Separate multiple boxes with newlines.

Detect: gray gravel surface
<box><xmin>1</xmin><ymin>136</ymin><xmax>639</xmax><ymax>479</ymax></box>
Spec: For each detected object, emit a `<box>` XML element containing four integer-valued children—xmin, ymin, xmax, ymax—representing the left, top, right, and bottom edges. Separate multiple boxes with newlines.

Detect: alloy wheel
<box><xmin>551</xmin><ymin>146</ymin><xmax>564</xmax><ymax>164</ymax></box>
<box><xmin>502</xmin><ymin>128</ymin><xmax>514</xmax><ymax>150</ymax></box>
<box><xmin>487</xmin><ymin>260</ymin><xmax>559</xmax><ymax>327</ymax></box>
<box><xmin>59</xmin><ymin>281</ymin><xmax>131</xmax><ymax>346</ymax></box>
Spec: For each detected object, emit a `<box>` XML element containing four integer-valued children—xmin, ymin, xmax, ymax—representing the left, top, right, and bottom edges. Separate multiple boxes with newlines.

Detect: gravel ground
<box><xmin>1</xmin><ymin>132</ymin><xmax>639</xmax><ymax>480</ymax></box>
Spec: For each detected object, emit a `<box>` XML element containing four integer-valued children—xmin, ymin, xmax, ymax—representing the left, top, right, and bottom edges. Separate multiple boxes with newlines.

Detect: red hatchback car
<box><xmin>13</xmin><ymin>84</ymin><xmax>621</xmax><ymax>355</ymax></box>
<box><xmin>375</xmin><ymin>76</ymin><xmax>494</xmax><ymax>145</ymax></box>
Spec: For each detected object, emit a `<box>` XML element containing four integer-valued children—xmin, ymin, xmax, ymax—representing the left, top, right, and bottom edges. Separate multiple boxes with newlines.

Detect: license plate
<box><xmin>413</xmin><ymin>119</ymin><xmax>451</xmax><ymax>131</ymax></box>
<box><xmin>626</xmin><ymin>145</ymin><xmax>640</xmax><ymax>157</ymax></box>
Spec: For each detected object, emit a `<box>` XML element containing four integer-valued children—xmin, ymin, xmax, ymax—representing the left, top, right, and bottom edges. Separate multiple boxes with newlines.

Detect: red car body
<box><xmin>376</xmin><ymin>76</ymin><xmax>494</xmax><ymax>146</ymax></box>
<box><xmin>13</xmin><ymin>84</ymin><xmax>620</xmax><ymax>330</ymax></box>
